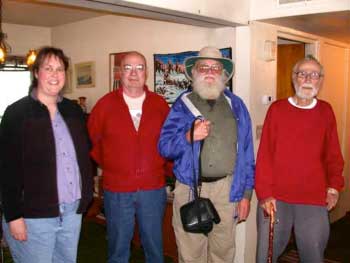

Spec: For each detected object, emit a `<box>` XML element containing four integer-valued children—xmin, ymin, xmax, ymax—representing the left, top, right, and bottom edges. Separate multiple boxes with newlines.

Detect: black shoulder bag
<box><xmin>179</xmin><ymin>119</ymin><xmax>221</xmax><ymax>236</ymax></box>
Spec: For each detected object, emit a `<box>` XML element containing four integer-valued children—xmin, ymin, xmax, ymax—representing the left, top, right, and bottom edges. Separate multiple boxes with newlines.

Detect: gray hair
<box><xmin>292</xmin><ymin>55</ymin><xmax>324</xmax><ymax>78</ymax></box>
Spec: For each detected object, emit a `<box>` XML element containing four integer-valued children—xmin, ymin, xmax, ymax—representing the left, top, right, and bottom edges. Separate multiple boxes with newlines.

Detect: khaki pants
<box><xmin>172</xmin><ymin>176</ymin><xmax>237</xmax><ymax>263</ymax></box>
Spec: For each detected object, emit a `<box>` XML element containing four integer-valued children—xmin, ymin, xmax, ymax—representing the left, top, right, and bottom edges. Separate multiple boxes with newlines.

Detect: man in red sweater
<box><xmin>88</xmin><ymin>51</ymin><xmax>170</xmax><ymax>263</ymax></box>
<box><xmin>255</xmin><ymin>55</ymin><xmax>344</xmax><ymax>262</ymax></box>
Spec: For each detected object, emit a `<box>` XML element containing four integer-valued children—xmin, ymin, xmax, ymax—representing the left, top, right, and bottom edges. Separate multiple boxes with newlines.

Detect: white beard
<box><xmin>294</xmin><ymin>82</ymin><xmax>318</xmax><ymax>100</ymax></box>
<box><xmin>192</xmin><ymin>74</ymin><xmax>226</xmax><ymax>100</ymax></box>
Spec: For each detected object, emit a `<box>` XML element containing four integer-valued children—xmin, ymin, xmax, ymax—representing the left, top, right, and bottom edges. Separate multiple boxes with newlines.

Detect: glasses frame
<box><xmin>294</xmin><ymin>71</ymin><xmax>323</xmax><ymax>81</ymax></box>
<box><xmin>122</xmin><ymin>64</ymin><xmax>145</xmax><ymax>73</ymax></box>
<box><xmin>196</xmin><ymin>63</ymin><xmax>223</xmax><ymax>75</ymax></box>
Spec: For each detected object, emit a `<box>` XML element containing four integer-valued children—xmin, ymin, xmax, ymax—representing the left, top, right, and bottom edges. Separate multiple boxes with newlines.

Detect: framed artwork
<box><xmin>75</xmin><ymin>61</ymin><xmax>95</xmax><ymax>89</ymax></box>
<box><xmin>154</xmin><ymin>47</ymin><xmax>232</xmax><ymax>104</ymax></box>
<box><xmin>109</xmin><ymin>52</ymin><xmax>129</xmax><ymax>91</ymax></box>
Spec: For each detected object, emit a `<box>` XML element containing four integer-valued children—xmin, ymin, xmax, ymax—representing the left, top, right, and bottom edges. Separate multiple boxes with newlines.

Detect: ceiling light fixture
<box><xmin>0</xmin><ymin>0</ymin><xmax>12</xmax><ymax>64</ymax></box>
<box><xmin>26</xmin><ymin>49</ymin><xmax>37</xmax><ymax>66</ymax></box>
<box><xmin>0</xmin><ymin>0</ymin><xmax>37</xmax><ymax>67</ymax></box>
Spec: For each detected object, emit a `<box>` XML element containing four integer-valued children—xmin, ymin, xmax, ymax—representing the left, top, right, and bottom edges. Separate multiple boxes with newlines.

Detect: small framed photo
<box><xmin>75</xmin><ymin>61</ymin><xmax>95</xmax><ymax>89</ymax></box>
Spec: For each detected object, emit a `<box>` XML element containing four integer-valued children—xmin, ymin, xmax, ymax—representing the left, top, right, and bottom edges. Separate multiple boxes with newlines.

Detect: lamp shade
<box><xmin>26</xmin><ymin>49</ymin><xmax>37</xmax><ymax>66</ymax></box>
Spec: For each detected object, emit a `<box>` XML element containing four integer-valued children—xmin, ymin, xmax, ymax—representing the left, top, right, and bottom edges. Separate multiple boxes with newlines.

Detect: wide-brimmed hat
<box><xmin>184</xmin><ymin>46</ymin><xmax>234</xmax><ymax>81</ymax></box>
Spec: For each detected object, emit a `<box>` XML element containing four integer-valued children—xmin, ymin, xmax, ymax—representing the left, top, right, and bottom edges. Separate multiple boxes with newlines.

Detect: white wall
<box><xmin>51</xmin><ymin>15</ymin><xmax>238</xmax><ymax>112</ymax></box>
<box><xmin>233</xmin><ymin>26</ymin><xmax>255</xmax><ymax>263</ymax></box>
<box><xmin>3</xmin><ymin>23</ymin><xmax>51</xmax><ymax>56</ymax></box>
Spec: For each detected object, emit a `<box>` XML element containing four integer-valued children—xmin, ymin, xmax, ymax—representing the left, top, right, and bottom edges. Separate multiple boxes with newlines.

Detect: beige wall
<box><xmin>319</xmin><ymin>42</ymin><xmax>348</xmax><ymax>149</ymax></box>
<box><xmin>320</xmin><ymin>43</ymin><xmax>350</xmax><ymax>222</ymax></box>
<box><xmin>3</xmin><ymin>23</ymin><xmax>51</xmax><ymax>56</ymax></box>
<box><xmin>51</xmin><ymin>15</ymin><xmax>236</xmax><ymax>112</ymax></box>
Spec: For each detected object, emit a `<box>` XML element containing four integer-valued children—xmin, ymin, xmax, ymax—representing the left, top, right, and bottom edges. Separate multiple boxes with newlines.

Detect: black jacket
<box><xmin>0</xmin><ymin>95</ymin><xmax>93</xmax><ymax>222</ymax></box>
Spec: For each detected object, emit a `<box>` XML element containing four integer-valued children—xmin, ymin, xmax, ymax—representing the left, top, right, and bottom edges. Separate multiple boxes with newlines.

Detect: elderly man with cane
<box><xmin>255</xmin><ymin>55</ymin><xmax>344</xmax><ymax>262</ymax></box>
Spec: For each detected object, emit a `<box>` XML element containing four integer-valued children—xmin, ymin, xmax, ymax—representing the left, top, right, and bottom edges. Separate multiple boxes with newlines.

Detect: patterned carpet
<box><xmin>279</xmin><ymin>249</ymin><xmax>340</xmax><ymax>263</ymax></box>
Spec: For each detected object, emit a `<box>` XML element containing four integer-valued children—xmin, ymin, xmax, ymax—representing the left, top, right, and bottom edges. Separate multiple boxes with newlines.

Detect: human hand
<box><xmin>326</xmin><ymin>188</ymin><xmax>339</xmax><ymax>211</ymax></box>
<box><xmin>9</xmin><ymin>218</ymin><xmax>27</xmax><ymax>241</ymax></box>
<box><xmin>186</xmin><ymin>119</ymin><xmax>211</xmax><ymax>142</ymax></box>
<box><xmin>237</xmin><ymin>198</ymin><xmax>250</xmax><ymax>222</ymax></box>
<box><xmin>260</xmin><ymin>197</ymin><xmax>276</xmax><ymax>216</ymax></box>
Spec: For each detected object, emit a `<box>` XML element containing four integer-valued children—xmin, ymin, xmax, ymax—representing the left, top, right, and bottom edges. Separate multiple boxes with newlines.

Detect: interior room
<box><xmin>0</xmin><ymin>0</ymin><xmax>349</xmax><ymax>262</ymax></box>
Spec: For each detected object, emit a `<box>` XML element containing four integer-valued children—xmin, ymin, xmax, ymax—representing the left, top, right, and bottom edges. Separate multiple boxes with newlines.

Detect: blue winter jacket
<box><xmin>158</xmin><ymin>89</ymin><xmax>255</xmax><ymax>202</ymax></box>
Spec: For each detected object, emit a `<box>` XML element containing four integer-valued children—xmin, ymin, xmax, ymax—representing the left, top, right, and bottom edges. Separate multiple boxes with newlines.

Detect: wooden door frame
<box><xmin>277</xmin><ymin>31</ymin><xmax>318</xmax><ymax>58</ymax></box>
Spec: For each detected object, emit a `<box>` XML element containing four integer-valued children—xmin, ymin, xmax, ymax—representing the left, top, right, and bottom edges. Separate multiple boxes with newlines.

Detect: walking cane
<box><xmin>267</xmin><ymin>203</ymin><xmax>275</xmax><ymax>263</ymax></box>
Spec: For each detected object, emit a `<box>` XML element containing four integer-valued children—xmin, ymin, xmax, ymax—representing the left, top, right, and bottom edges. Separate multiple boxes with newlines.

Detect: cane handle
<box><xmin>269</xmin><ymin>203</ymin><xmax>275</xmax><ymax>224</ymax></box>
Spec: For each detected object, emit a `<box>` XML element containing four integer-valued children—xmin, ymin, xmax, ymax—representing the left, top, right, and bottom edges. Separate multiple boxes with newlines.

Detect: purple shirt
<box><xmin>52</xmin><ymin>111</ymin><xmax>81</xmax><ymax>204</ymax></box>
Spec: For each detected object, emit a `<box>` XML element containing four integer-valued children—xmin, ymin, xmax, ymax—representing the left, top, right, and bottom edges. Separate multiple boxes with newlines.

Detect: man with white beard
<box><xmin>255</xmin><ymin>55</ymin><xmax>344</xmax><ymax>262</ymax></box>
<box><xmin>158</xmin><ymin>46</ymin><xmax>255</xmax><ymax>262</ymax></box>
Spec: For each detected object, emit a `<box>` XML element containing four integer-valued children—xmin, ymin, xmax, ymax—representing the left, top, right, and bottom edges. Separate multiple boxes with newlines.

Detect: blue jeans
<box><xmin>257</xmin><ymin>200</ymin><xmax>329</xmax><ymax>263</ymax></box>
<box><xmin>104</xmin><ymin>188</ymin><xmax>167</xmax><ymax>263</ymax></box>
<box><xmin>3</xmin><ymin>200</ymin><xmax>82</xmax><ymax>263</ymax></box>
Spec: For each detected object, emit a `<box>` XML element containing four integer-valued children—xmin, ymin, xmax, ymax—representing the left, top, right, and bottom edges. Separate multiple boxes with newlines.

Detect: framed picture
<box><xmin>75</xmin><ymin>61</ymin><xmax>95</xmax><ymax>89</ymax></box>
<box><xmin>154</xmin><ymin>47</ymin><xmax>232</xmax><ymax>104</ymax></box>
<box><xmin>109</xmin><ymin>52</ymin><xmax>130</xmax><ymax>91</ymax></box>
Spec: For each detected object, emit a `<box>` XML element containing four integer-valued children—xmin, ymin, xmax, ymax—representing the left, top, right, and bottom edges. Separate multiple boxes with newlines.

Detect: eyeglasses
<box><xmin>196</xmin><ymin>64</ymin><xmax>223</xmax><ymax>74</ymax></box>
<box><xmin>123</xmin><ymin>64</ymin><xmax>145</xmax><ymax>72</ymax></box>
<box><xmin>294</xmin><ymin>71</ymin><xmax>323</xmax><ymax>80</ymax></box>
<box><xmin>41</xmin><ymin>66</ymin><xmax>65</xmax><ymax>74</ymax></box>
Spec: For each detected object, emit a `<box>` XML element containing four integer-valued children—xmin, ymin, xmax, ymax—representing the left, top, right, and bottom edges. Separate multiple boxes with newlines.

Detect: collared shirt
<box><xmin>52</xmin><ymin>111</ymin><xmax>81</xmax><ymax>204</ymax></box>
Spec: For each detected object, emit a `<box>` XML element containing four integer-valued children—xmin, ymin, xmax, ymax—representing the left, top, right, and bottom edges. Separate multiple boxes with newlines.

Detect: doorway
<box><xmin>276</xmin><ymin>38</ymin><xmax>305</xmax><ymax>99</ymax></box>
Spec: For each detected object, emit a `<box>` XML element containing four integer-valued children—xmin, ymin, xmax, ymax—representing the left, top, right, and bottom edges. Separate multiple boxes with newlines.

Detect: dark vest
<box><xmin>188</xmin><ymin>92</ymin><xmax>237</xmax><ymax>178</ymax></box>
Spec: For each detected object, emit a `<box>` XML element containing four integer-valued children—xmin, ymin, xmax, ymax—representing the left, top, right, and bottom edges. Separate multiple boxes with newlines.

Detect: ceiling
<box><xmin>2</xmin><ymin>0</ymin><xmax>350</xmax><ymax>44</ymax></box>
<box><xmin>2</xmin><ymin>0</ymin><xmax>106</xmax><ymax>27</ymax></box>
<box><xmin>262</xmin><ymin>11</ymin><xmax>350</xmax><ymax>44</ymax></box>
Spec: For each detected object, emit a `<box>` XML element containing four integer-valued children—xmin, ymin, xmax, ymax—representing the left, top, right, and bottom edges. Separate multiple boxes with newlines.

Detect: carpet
<box><xmin>279</xmin><ymin>249</ymin><xmax>340</xmax><ymax>263</ymax></box>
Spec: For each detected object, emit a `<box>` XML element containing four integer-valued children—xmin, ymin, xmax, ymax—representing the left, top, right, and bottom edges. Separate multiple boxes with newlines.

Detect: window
<box><xmin>0</xmin><ymin>70</ymin><xmax>31</xmax><ymax>120</ymax></box>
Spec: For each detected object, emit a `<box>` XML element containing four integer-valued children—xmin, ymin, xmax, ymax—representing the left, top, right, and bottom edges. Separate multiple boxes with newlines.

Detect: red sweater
<box><xmin>88</xmin><ymin>87</ymin><xmax>170</xmax><ymax>192</ymax></box>
<box><xmin>255</xmin><ymin>99</ymin><xmax>344</xmax><ymax>206</ymax></box>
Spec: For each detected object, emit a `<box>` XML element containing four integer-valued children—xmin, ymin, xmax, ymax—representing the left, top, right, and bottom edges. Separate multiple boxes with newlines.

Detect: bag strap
<box><xmin>190</xmin><ymin>118</ymin><xmax>204</xmax><ymax>199</ymax></box>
